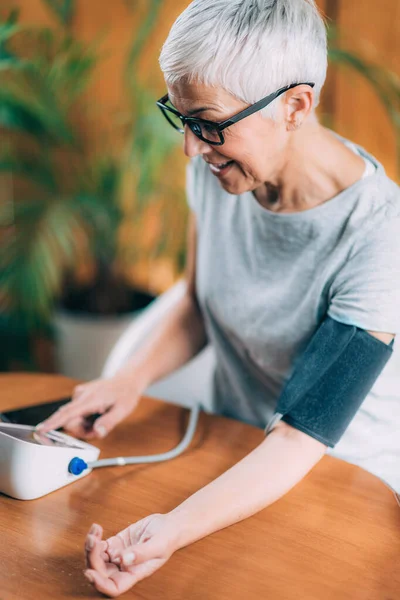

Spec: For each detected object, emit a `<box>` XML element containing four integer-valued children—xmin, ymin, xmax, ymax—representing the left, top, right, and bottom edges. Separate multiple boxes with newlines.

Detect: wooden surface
<box><xmin>1</xmin><ymin>374</ymin><xmax>400</xmax><ymax>600</ymax></box>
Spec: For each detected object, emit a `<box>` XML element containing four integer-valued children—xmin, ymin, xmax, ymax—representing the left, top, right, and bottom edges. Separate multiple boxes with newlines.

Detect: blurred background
<box><xmin>1</xmin><ymin>0</ymin><xmax>399</xmax><ymax>379</ymax></box>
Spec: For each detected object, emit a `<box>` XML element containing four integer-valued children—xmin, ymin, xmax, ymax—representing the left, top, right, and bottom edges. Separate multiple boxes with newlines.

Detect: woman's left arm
<box><xmin>167</xmin><ymin>422</ymin><xmax>327</xmax><ymax>551</ymax></box>
<box><xmin>158</xmin><ymin>334</ymin><xmax>392</xmax><ymax>552</ymax></box>
<box><xmin>167</xmin><ymin>333</ymin><xmax>394</xmax><ymax>551</ymax></box>
<box><xmin>84</xmin><ymin>426</ymin><xmax>326</xmax><ymax>597</ymax></box>
<box><xmin>169</xmin><ymin>331</ymin><xmax>394</xmax><ymax>546</ymax></box>
<box><xmin>163</xmin><ymin>327</ymin><xmax>391</xmax><ymax>549</ymax></box>
<box><xmin>169</xmin><ymin>331</ymin><xmax>395</xmax><ymax>547</ymax></box>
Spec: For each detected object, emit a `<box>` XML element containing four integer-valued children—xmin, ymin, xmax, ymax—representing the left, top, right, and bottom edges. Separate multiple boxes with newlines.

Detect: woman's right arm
<box><xmin>37</xmin><ymin>211</ymin><xmax>208</xmax><ymax>438</ymax></box>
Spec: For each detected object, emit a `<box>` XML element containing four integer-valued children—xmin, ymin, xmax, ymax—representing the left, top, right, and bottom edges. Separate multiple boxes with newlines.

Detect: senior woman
<box><xmin>38</xmin><ymin>0</ymin><xmax>400</xmax><ymax>596</ymax></box>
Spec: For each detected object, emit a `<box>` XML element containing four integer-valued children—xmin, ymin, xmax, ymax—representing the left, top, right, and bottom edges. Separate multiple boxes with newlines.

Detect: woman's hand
<box><xmin>84</xmin><ymin>515</ymin><xmax>176</xmax><ymax>597</ymax></box>
<box><xmin>35</xmin><ymin>374</ymin><xmax>142</xmax><ymax>440</ymax></box>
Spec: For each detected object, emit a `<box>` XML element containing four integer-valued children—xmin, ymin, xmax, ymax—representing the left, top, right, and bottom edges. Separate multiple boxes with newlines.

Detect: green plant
<box><xmin>0</xmin><ymin>10</ymin><xmax>119</xmax><ymax>331</ymax></box>
<box><xmin>43</xmin><ymin>0</ymin><xmax>75</xmax><ymax>26</ymax></box>
<box><xmin>0</xmin><ymin>3</ymin><xmax>183</xmax><ymax>345</ymax></box>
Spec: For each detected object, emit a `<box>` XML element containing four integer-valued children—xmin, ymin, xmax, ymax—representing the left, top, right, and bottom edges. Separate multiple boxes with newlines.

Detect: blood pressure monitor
<box><xmin>0</xmin><ymin>423</ymin><xmax>100</xmax><ymax>500</ymax></box>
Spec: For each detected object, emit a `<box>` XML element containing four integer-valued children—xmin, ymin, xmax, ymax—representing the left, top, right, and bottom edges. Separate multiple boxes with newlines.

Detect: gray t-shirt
<box><xmin>187</xmin><ymin>132</ymin><xmax>400</xmax><ymax>434</ymax></box>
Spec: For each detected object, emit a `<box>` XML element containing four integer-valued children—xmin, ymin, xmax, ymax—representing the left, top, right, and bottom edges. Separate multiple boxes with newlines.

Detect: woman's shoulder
<box><xmin>346</xmin><ymin>175</ymin><xmax>400</xmax><ymax>271</ymax></box>
<box><xmin>360</xmin><ymin>172</ymin><xmax>400</xmax><ymax>218</ymax></box>
<box><xmin>344</xmin><ymin>138</ymin><xmax>400</xmax><ymax>229</ymax></box>
<box><xmin>338</xmin><ymin>134</ymin><xmax>400</xmax><ymax>210</ymax></box>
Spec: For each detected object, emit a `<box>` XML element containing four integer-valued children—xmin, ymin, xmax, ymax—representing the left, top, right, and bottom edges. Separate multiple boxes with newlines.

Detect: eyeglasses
<box><xmin>156</xmin><ymin>82</ymin><xmax>315</xmax><ymax>146</ymax></box>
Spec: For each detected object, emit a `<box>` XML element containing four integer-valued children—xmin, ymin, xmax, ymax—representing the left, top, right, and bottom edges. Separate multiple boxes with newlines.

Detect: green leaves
<box><xmin>0</xmin><ymin>10</ymin><xmax>21</xmax><ymax>45</ymax></box>
<box><xmin>0</xmin><ymin>153</ymin><xmax>57</xmax><ymax>192</ymax></box>
<box><xmin>42</xmin><ymin>0</ymin><xmax>75</xmax><ymax>26</ymax></box>
<box><xmin>71</xmin><ymin>158</ymin><xmax>123</xmax><ymax>264</ymax></box>
<box><xmin>0</xmin><ymin>10</ymin><xmax>100</xmax><ymax>329</ymax></box>
<box><xmin>129</xmin><ymin>85</ymin><xmax>180</xmax><ymax>209</ymax></box>
<box><xmin>124</xmin><ymin>0</ymin><xmax>163</xmax><ymax>92</ymax></box>
<box><xmin>0</xmin><ymin>156</ymin><xmax>125</xmax><ymax>327</ymax></box>
<box><xmin>0</xmin><ymin>91</ymin><xmax>52</xmax><ymax>138</ymax></box>
<box><xmin>1</xmin><ymin>197</ymin><xmax>84</xmax><ymax>327</ymax></box>
<box><xmin>0</xmin><ymin>19</ymin><xmax>99</xmax><ymax>144</ymax></box>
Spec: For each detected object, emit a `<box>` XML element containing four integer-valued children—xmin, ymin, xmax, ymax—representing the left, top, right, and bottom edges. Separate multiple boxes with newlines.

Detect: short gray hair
<box><xmin>159</xmin><ymin>0</ymin><xmax>328</xmax><ymax>120</ymax></box>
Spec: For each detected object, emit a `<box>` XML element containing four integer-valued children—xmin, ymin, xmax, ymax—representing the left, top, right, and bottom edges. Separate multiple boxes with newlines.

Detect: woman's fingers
<box><xmin>63</xmin><ymin>414</ymin><xmax>107</xmax><ymax>440</ymax></box>
<box><xmin>105</xmin><ymin>535</ymin><xmax>126</xmax><ymax>563</ymax></box>
<box><xmin>83</xmin><ymin>521</ymin><xmax>171</xmax><ymax>597</ymax></box>
<box><xmin>85</xmin><ymin>524</ymin><xmax>104</xmax><ymax>556</ymax></box>
<box><xmin>85</xmin><ymin>536</ymin><xmax>109</xmax><ymax>576</ymax></box>
<box><xmin>85</xmin><ymin>537</ymin><xmax>108</xmax><ymax>561</ymax></box>
<box><xmin>85</xmin><ymin>524</ymin><xmax>110</xmax><ymax>568</ymax></box>
<box><xmin>35</xmin><ymin>401</ymin><xmax>84</xmax><ymax>433</ymax></box>
<box><xmin>36</xmin><ymin>376</ymin><xmax>139</xmax><ymax>438</ymax></box>
<box><xmin>74</xmin><ymin>384</ymin><xmax>87</xmax><ymax>394</ymax></box>
<box><xmin>84</xmin><ymin>568</ymin><xmax>135</xmax><ymax>598</ymax></box>
<box><xmin>62</xmin><ymin>417</ymin><xmax>89</xmax><ymax>439</ymax></box>
<box><xmin>89</xmin><ymin>523</ymin><xmax>103</xmax><ymax>540</ymax></box>
<box><xmin>120</xmin><ymin>539</ymin><xmax>165</xmax><ymax>568</ymax></box>
<box><xmin>87</xmin><ymin>403</ymin><xmax>129</xmax><ymax>439</ymax></box>
<box><xmin>36</xmin><ymin>392</ymin><xmax>100</xmax><ymax>433</ymax></box>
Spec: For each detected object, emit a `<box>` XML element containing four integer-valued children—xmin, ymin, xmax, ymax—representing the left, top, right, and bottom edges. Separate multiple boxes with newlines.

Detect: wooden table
<box><xmin>1</xmin><ymin>374</ymin><xmax>399</xmax><ymax>600</ymax></box>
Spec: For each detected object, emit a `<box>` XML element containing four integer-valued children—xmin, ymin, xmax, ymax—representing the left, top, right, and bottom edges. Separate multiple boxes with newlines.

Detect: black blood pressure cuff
<box><xmin>265</xmin><ymin>316</ymin><xmax>394</xmax><ymax>448</ymax></box>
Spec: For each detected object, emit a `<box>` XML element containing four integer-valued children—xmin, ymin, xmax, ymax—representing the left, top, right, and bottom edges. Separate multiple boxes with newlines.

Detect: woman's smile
<box><xmin>206</xmin><ymin>159</ymin><xmax>236</xmax><ymax>176</ymax></box>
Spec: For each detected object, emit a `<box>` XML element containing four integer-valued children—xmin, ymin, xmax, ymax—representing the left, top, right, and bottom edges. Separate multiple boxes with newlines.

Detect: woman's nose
<box><xmin>183</xmin><ymin>126</ymin><xmax>210</xmax><ymax>158</ymax></box>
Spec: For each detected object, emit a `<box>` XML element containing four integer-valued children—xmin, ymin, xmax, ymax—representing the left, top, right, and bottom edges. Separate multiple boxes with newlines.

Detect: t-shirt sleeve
<box><xmin>327</xmin><ymin>215</ymin><xmax>400</xmax><ymax>335</ymax></box>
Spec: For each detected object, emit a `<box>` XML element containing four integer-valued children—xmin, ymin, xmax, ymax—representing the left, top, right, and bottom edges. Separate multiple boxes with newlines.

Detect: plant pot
<box><xmin>53</xmin><ymin>287</ymin><xmax>155</xmax><ymax>381</ymax></box>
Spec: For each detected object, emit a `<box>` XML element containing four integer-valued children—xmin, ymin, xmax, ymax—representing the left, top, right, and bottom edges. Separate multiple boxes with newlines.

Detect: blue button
<box><xmin>68</xmin><ymin>457</ymin><xmax>88</xmax><ymax>476</ymax></box>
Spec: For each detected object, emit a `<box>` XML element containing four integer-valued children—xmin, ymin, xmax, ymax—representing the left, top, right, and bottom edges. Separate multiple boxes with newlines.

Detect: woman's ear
<box><xmin>285</xmin><ymin>84</ymin><xmax>314</xmax><ymax>131</ymax></box>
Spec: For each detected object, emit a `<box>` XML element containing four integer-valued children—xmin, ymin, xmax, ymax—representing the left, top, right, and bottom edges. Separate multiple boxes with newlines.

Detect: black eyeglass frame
<box><xmin>156</xmin><ymin>82</ymin><xmax>315</xmax><ymax>146</ymax></box>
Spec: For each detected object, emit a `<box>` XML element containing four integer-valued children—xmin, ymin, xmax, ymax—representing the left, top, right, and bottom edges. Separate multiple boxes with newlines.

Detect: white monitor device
<box><xmin>0</xmin><ymin>423</ymin><xmax>100</xmax><ymax>500</ymax></box>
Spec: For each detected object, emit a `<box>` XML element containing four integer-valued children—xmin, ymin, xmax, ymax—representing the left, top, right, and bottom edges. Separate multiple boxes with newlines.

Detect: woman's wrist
<box><xmin>111</xmin><ymin>362</ymin><xmax>151</xmax><ymax>397</ymax></box>
<box><xmin>162</xmin><ymin>510</ymin><xmax>187</xmax><ymax>554</ymax></box>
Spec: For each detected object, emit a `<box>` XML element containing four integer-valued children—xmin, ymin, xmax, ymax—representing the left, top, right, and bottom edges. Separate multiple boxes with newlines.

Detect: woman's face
<box><xmin>167</xmin><ymin>80</ymin><xmax>299</xmax><ymax>196</ymax></box>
